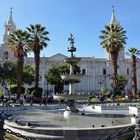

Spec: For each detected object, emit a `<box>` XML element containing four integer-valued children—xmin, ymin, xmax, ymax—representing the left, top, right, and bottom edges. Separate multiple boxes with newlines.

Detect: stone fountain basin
<box><xmin>4</xmin><ymin>119</ymin><xmax>134</xmax><ymax>140</ymax></box>
<box><xmin>3</xmin><ymin>106</ymin><xmax>135</xmax><ymax>140</ymax></box>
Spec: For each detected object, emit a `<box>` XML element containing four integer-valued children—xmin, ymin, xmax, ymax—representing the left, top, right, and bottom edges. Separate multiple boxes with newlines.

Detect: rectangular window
<box><xmin>127</xmin><ymin>68</ymin><xmax>129</xmax><ymax>75</ymax></box>
<box><xmin>103</xmin><ymin>69</ymin><xmax>106</xmax><ymax>75</ymax></box>
<box><xmin>82</xmin><ymin>69</ymin><xmax>86</xmax><ymax>75</ymax></box>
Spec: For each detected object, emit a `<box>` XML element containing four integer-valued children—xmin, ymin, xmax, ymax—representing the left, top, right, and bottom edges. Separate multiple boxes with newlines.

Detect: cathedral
<box><xmin>0</xmin><ymin>9</ymin><xmax>140</xmax><ymax>95</ymax></box>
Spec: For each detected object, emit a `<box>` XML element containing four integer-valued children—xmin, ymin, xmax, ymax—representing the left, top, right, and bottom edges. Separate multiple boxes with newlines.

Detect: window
<box><xmin>127</xmin><ymin>68</ymin><xmax>129</xmax><ymax>75</ymax></box>
<box><xmin>103</xmin><ymin>69</ymin><xmax>106</xmax><ymax>75</ymax></box>
<box><xmin>82</xmin><ymin>69</ymin><xmax>86</xmax><ymax>75</ymax></box>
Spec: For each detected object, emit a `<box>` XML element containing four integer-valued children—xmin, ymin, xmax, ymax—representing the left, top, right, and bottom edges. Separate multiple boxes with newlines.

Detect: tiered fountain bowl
<box><xmin>53</xmin><ymin>94</ymin><xmax>91</xmax><ymax>100</ymax></box>
<box><xmin>64</xmin><ymin>57</ymin><xmax>81</xmax><ymax>63</ymax></box>
<box><xmin>4</xmin><ymin>104</ymin><xmax>135</xmax><ymax>140</ymax></box>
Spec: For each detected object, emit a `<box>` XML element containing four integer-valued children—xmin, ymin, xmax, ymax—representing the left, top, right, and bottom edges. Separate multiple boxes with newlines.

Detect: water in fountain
<box><xmin>9</xmin><ymin>108</ymin><xmax>131</xmax><ymax>128</ymax></box>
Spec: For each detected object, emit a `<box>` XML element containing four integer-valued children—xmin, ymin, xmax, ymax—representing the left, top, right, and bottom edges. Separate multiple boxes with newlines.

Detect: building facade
<box><xmin>0</xmin><ymin>10</ymin><xmax>140</xmax><ymax>95</ymax></box>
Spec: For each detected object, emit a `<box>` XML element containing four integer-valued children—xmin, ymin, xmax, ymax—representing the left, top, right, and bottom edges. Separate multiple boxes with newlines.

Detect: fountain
<box><xmin>3</xmin><ymin>104</ymin><xmax>135</xmax><ymax>140</ymax></box>
<box><xmin>53</xmin><ymin>33</ymin><xmax>91</xmax><ymax>112</ymax></box>
<box><xmin>3</xmin><ymin>34</ymin><xmax>136</xmax><ymax>140</ymax></box>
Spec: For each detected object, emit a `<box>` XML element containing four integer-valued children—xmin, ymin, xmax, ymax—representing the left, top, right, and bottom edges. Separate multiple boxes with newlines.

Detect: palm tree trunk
<box><xmin>34</xmin><ymin>51</ymin><xmax>40</xmax><ymax>94</ymax></box>
<box><xmin>132</xmin><ymin>55</ymin><xmax>137</xmax><ymax>97</ymax></box>
<box><xmin>17</xmin><ymin>57</ymin><xmax>24</xmax><ymax>99</ymax></box>
<box><xmin>111</xmin><ymin>51</ymin><xmax>119</xmax><ymax>88</ymax></box>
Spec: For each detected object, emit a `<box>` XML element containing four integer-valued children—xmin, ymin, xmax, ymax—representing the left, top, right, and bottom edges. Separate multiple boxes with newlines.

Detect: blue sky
<box><xmin>0</xmin><ymin>0</ymin><xmax>140</xmax><ymax>58</ymax></box>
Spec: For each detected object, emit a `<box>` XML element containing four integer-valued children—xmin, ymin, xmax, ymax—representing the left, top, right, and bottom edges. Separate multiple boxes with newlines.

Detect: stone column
<box><xmin>69</xmin><ymin>64</ymin><xmax>75</xmax><ymax>95</ymax></box>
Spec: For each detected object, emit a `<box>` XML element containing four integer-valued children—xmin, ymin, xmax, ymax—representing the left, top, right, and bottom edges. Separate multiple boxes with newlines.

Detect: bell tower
<box><xmin>0</xmin><ymin>8</ymin><xmax>16</xmax><ymax>61</ymax></box>
<box><xmin>3</xmin><ymin>8</ymin><xmax>16</xmax><ymax>43</ymax></box>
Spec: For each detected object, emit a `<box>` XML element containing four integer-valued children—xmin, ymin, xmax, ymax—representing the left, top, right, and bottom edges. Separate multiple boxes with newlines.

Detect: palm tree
<box><xmin>8</xmin><ymin>29</ymin><xmax>30</xmax><ymax>99</ymax></box>
<box><xmin>26</xmin><ymin>24</ymin><xmax>50</xmax><ymax>95</ymax></box>
<box><xmin>127</xmin><ymin>48</ymin><xmax>140</xmax><ymax>97</ymax></box>
<box><xmin>100</xmin><ymin>24</ymin><xmax>127</xmax><ymax>90</ymax></box>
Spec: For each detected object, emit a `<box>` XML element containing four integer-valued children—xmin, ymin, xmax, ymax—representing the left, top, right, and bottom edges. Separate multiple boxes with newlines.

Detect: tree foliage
<box><xmin>0</xmin><ymin>62</ymin><xmax>35</xmax><ymax>95</ymax></box>
<box><xmin>45</xmin><ymin>64</ymin><xmax>69</xmax><ymax>85</ymax></box>
<box><xmin>45</xmin><ymin>63</ymin><xmax>81</xmax><ymax>93</ymax></box>
<box><xmin>45</xmin><ymin>64</ymin><xmax>81</xmax><ymax>85</ymax></box>
<box><xmin>0</xmin><ymin>61</ymin><xmax>16</xmax><ymax>85</ymax></box>
<box><xmin>100</xmin><ymin>87</ymin><xmax>108</xmax><ymax>95</ymax></box>
<box><xmin>8</xmin><ymin>29</ymin><xmax>30</xmax><ymax>99</ymax></box>
<box><xmin>23</xmin><ymin>64</ymin><xmax>35</xmax><ymax>85</ymax></box>
<box><xmin>111</xmin><ymin>74</ymin><xmax>128</xmax><ymax>95</ymax></box>
<box><xmin>100</xmin><ymin>24</ymin><xmax>127</xmax><ymax>52</ymax></box>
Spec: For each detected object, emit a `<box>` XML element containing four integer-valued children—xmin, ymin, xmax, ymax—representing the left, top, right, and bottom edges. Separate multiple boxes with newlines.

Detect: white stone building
<box><xmin>0</xmin><ymin>10</ymin><xmax>140</xmax><ymax>95</ymax></box>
